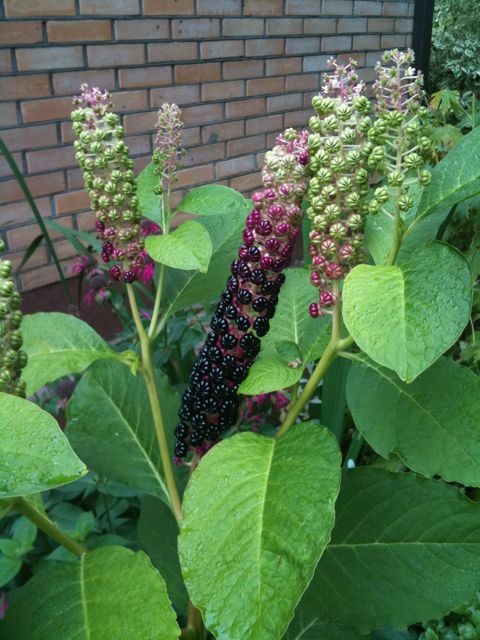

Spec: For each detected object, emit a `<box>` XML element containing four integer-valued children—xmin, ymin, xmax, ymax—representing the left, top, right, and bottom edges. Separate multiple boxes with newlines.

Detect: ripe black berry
<box><xmin>250</xmin><ymin>268</ymin><xmax>266</xmax><ymax>285</ymax></box>
<box><xmin>224</xmin><ymin>304</ymin><xmax>238</xmax><ymax>320</ymax></box>
<box><xmin>236</xmin><ymin>315</ymin><xmax>250</xmax><ymax>330</ymax></box>
<box><xmin>252</xmin><ymin>296</ymin><xmax>268</xmax><ymax>312</ymax></box>
<box><xmin>208</xmin><ymin>345</ymin><xmax>223</xmax><ymax>363</ymax></box>
<box><xmin>237</xmin><ymin>289</ymin><xmax>252</xmax><ymax>305</ymax></box>
<box><xmin>175</xmin><ymin>441</ymin><xmax>188</xmax><ymax>457</ymax></box>
<box><xmin>221</xmin><ymin>289</ymin><xmax>233</xmax><ymax>303</ymax></box>
<box><xmin>227</xmin><ymin>275</ymin><xmax>239</xmax><ymax>292</ymax></box>
<box><xmin>175</xmin><ymin>423</ymin><xmax>189</xmax><ymax>439</ymax></box>
<box><xmin>221</xmin><ymin>333</ymin><xmax>238</xmax><ymax>350</ymax></box>
<box><xmin>190</xmin><ymin>430</ymin><xmax>204</xmax><ymax>446</ymax></box>
<box><xmin>211</xmin><ymin>366</ymin><xmax>224</xmax><ymax>382</ymax></box>
<box><xmin>197</xmin><ymin>380</ymin><xmax>211</xmax><ymax>397</ymax></box>
<box><xmin>253</xmin><ymin>316</ymin><xmax>270</xmax><ymax>336</ymax></box>
<box><xmin>192</xmin><ymin>414</ymin><xmax>207</xmax><ymax>428</ymax></box>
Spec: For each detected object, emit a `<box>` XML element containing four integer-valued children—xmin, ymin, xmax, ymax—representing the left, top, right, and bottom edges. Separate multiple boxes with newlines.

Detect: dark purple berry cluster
<box><xmin>174</xmin><ymin>128</ymin><xmax>310</xmax><ymax>459</ymax></box>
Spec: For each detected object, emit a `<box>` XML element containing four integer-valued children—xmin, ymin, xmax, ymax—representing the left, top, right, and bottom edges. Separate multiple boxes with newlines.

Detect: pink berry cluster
<box><xmin>306</xmin><ymin>59</ymin><xmax>384</xmax><ymax>318</ymax></box>
<box><xmin>71</xmin><ymin>85</ymin><xmax>146</xmax><ymax>283</ymax></box>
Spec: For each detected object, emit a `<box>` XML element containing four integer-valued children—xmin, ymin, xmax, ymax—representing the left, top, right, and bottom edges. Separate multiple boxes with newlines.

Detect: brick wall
<box><xmin>0</xmin><ymin>0</ymin><xmax>414</xmax><ymax>292</ymax></box>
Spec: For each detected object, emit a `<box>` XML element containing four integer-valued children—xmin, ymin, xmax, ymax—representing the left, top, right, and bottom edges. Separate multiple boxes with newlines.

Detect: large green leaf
<box><xmin>240</xmin><ymin>268</ymin><xmax>331</xmax><ymax>394</ymax></box>
<box><xmin>137</xmin><ymin>161</ymin><xmax>163</xmax><ymax>225</ymax></box>
<box><xmin>67</xmin><ymin>360</ymin><xmax>179</xmax><ymax>503</ymax></box>
<box><xmin>138</xmin><ymin>495</ymin><xmax>188</xmax><ymax>612</ymax></box>
<box><xmin>285</xmin><ymin>619</ymin><xmax>364</xmax><ymax>639</ymax></box>
<box><xmin>347</xmin><ymin>355</ymin><xmax>480</xmax><ymax>486</ymax></box>
<box><xmin>177</xmin><ymin>184</ymin><xmax>251</xmax><ymax>217</ymax></box>
<box><xmin>22</xmin><ymin>312</ymin><xmax>133</xmax><ymax>395</ymax></box>
<box><xmin>0</xmin><ymin>546</ymin><xmax>180</xmax><ymax>639</ymax></box>
<box><xmin>179</xmin><ymin>422</ymin><xmax>341</xmax><ymax>640</ymax></box>
<box><xmin>296</xmin><ymin>468</ymin><xmax>480</xmax><ymax>633</ymax></box>
<box><xmin>0</xmin><ymin>393</ymin><xmax>86</xmax><ymax>498</ymax></box>
<box><xmin>342</xmin><ymin>242</ymin><xmax>472</xmax><ymax>381</ymax></box>
<box><xmin>162</xmin><ymin>200</ymin><xmax>250</xmax><ymax>318</ymax></box>
<box><xmin>145</xmin><ymin>220</ymin><xmax>212</xmax><ymax>273</ymax></box>
<box><xmin>416</xmin><ymin>124</ymin><xmax>480</xmax><ymax>222</ymax></box>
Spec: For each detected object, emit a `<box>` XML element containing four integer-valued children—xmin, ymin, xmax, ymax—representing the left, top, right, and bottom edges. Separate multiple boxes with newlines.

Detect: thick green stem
<box><xmin>13</xmin><ymin>497</ymin><xmax>86</xmax><ymax>557</ymax></box>
<box><xmin>148</xmin><ymin>263</ymin><xmax>165</xmax><ymax>339</ymax></box>
<box><xmin>126</xmin><ymin>285</ymin><xmax>182</xmax><ymax>525</ymax></box>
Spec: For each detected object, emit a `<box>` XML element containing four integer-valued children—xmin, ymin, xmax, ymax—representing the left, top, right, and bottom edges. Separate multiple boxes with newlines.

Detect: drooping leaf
<box><xmin>138</xmin><ymin>496</ymin><xmax>188</xmax><ymax>612</ymax></box>
<box><xmin>179</xmin><ymin>422</ymin><xmax>341</xmax><ymax>640</ymax></box>
<box><xmin>295</xmin><ymin>468</ymin><xmax>480</xmax><ymax>633</ymax></box>
<box><xmin>145</xmin><ymin>220</ymin><xmax>212</xmax><ymax>273</ymax></box>
<box><xmin>177</xmin><ymin>184</ymin><xmax>251</xmax><ymax>217</ymax></box>
<box><xmin>240</xmin><ymin>268</ymin><xmax>331</xmax><ymax>394</ymax></box>
<box><xmin>342</xmin><ymin>242</ymin><xmax>472</xmax><ymax>381</ymax></box>
<box><xmin>137</xmin><ymin>162</ymin><xmax>163</xmax><ymax>225</ymax></box>
<box><xmin>67</xmin><ymin>360</ymin><xmax>179</xmax><ymax>503</ymax></box>
<box><xmin>22</xmin><ymin>313</ymin><xmax>134</xmax><ymax>394</ymax></box>
<box><xmin>347</xmin><ymin>355</ymin><xmax>480</xmax><ymax>486</ymax></box>
<box><xmin>0</xmin><ymin>393</ymin><xmax>86</xmax><ymax>498</ymax></box>
<box><xmin>416</xmin><ymin>124</ymin><xmax>480</xmax><ymax>222</ymax></box>
<box><xmin>0</xmin><ymin>546</ymin><xmax>180</xmax><ymax>639</ymax></box>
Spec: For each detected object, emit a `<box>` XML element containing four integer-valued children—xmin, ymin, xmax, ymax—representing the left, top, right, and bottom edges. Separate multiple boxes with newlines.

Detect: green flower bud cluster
<box><xmin>0</xmin><ymin>240</ymin><xmax>27</xmax><ymax>398</ymax></box>
<box><xmin>306</xmin><ymin>58</ymin><xmax>384</xmax><ymax>318</ymax></box>
<box><xmin>370</xmin><ymin>49</ymin><xmax>433</xmax><ymax>217</ymax></box>
<box><xmin>418</xmin><ymin>591</ymin><xmax>480</xmax><ymax>640</ymax></box>
<box><xmin>71</xmin><ymin>84</ymin><xmax>144</xmax><ymax>283</ymax></box>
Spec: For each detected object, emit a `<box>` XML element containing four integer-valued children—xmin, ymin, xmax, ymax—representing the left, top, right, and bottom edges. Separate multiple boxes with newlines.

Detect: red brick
<box><xmin>202</xmin><ymin>80</ymin><xmax>244</xmax><ymax>101</ymax></box>
<box><xmin>0</xmin><ymin>21</ymin><xmax>42</xmax><ymax>44</ymax></box>
<box><xmin>27</xmin><ymin>145</ymin><xmax>76</xmax><ymax>173</ymax></box>
<box><xmin>286</xmin><ymin>72</ymin><xmax>319</xmax><ymax>90</ymax></box>
<box><xmin>284</xmin><ymin>109</ymin><xmax>311</xmax><ymax>127</ymax></box>
<box><xmin>303</xmin><ymin>90</ymin><xmax>317</xmax><ymax>108</ymax></box>
<box><xmin>303</xmin><ymin>54</ymin><xmax>329</xmax><ymax>71</ymax></box>
<box><xmin>53</xmin><ymin>69</ymin><xmax>115</xmax><ymax>95</ymax></box>
<box><xmin>267</xmin><ymin>92</ymin><xmax>303</xmax><ymax>112</ymax></box>
<box><xmin>200</xmin><ymin>40</ymin><xmax>244</xmax><ymax>59</ymax></box>
<box><xmin>322</xmin><ymin>36</ymin><xmax>352</xmax><ymax>52</ymax></box>
<box><xmin>245</xmin><ymin>38</ymin><xmax>284</xmax><ymax>56</ymax></box>
<box><xmin>119</xmin><ymin>65</ymin><xmax>172</xmax><ymax>88</ymax></box>
<box><xmin>110</xmin><ymin>90</ymin><xmax>148</xmax><ymax>112</ymax></box>
<box><xmin>247</xmin><ymin>76</ymin><xmax>284</xmax><ymax>96</ymax></box>
<box><xmin>60</xmin><ymin>121</ymin><xmax>74</xmax><ymax>143</ymax></box>
<box><xmin>227</xmin><ymin>134</ymin><xmax>265</xmax><ymax>157</ymax></box>
<box><xmin>226</xmin><ymin>97</ymin><xmax>265</xmax><ymax>119</ymax></box>
<box><xmin>357</xmin><ymin>67</ymin><xmax>376</xmax><ymax>83</ymax></box>
<box><xmin>176</xmin><ymin>164</ymin><xmax>214</xmax><ymax>189</ymax></box>
<box><xmin>352</xmin><ymin>35</ymin><xmax>380</xmax><ymax>50</ymax></box>
<box><xmin>383</xmin><ymin>1</ymin><xmax>410</xmax><ymax>16</ymax></box>
<box><xmin>172</xmin><ymin>18</ymin><xmax>220</xmax><ymax>39</ymax></box>
<box><xmin>285</xmin><ymin>37</ymin><xmax>320</xmax><ymax>54</ymax></box>
<box><xmin>286</xmin><ymin>0</ymin><xmax>320</xmax><ymax>14</ymax></box>
<box><xmin>338</xmin><ymin>18</ymin><xmax>367</xmax><ymax>33</ymax></box>
<box><xmin>1</xmin><ymin>172</ymin><xmax>65</xmax><ymax>205</ymax></box>
<box><xmin>368</xmin><ymin>18</ymin><xmax>395</xmax><ymax>32</ymax></box>
<box><xmin>0</xmin><ymin>50</ymin><xmax>12</xmax><ymax>73</ymax></box>
<box><xmin>1</xmin><ymin>124</ymin><xmax>57</xmax><ymax>152</ymax></box>
<box><xmin>182</xmin><ymin>103</ymin><xmax>224</xmax><ymax>126</ymax></box>
<box><xmin>151</xmin><ymin>84</ymin><xmax>200</xmax><ymax>106</ymax></box>
<box><xmin>395</xmin><ymin>18</ymin><xmax>414</xmax><ymax>33</ymax></box>
<box><xmin>115</xmin><ymin>19</ymin><xmax>169</xmax><ymax>40</ymax></box>
<box><xmin>0</xmin><ymin>103</ymin><xmax>18</xmax><ymax>127</ymax></box>
<box><xmin>197</xmin><ymin>0</ymin><xmax>241</xmax><ymax>14</ymax></box>
<box><xmin>143</xmin><ymin>0</ymin><xmax>194</xmax><ymax>15</ymax></box>
<box><xmin>266</xmin><ymin>18</ymin><xmax>302</xmax><ymax>35</ymax></box>
<box><xmin>246</xmin><ymin>114</ymin><xmax>283</xmax><ymax>135</ymax></box>
<box><xmin>47</xmin><ymin>20</ymin><xmax>111</xmax><ymax>42</ymax></box>
<box><xmin>76</xmin><ymin>209</ymin><xmax>96</xmax><ymax>231</ymax></box>
<box><xmin>16</xmin><ymin>46</ymin><xmax>83</xmax><ymax>71</ymax></box>
<box><xmin>354</xmin><ymin>1</ymin><xmax>383</xmax><ymax>15</ymax></box>
<box><xmin>202</xmin><ymin>120</ymin><xmax>244</xmax><ymax>143</ymax></box>
<box><xmin>338</xmin><ymin>51</ymin><xmax>365</xmax><ymax>65</ymax></box>
<box><xmin>230</xmin><ymin>172</ymin><xmax>262</xmax><ymax>193</ymax></box>
<box><xmin>0</xmin><ymin>196</ymin><xmax>51</xmax><ymax>227</ymax></box>
<box><xmin>148</xmin><ymin>41</ymin><xmax>197</xmax><ymax>63</ymax></box>
<box><xmin>183</xmin><ymin>142</ymin><xmax>225</xmax><ymax>167</ymax></box>
<box><xmin>381</xmin><ymin>34</ymin><xmax>407</xmax><ymax>48</ymax></box>
<box><xmin>80</xmin><ymin>0</ymin><xmax>139</xmax><ymax>15</ymax></box>
<box><xmin>322</xmin><ymin>0</ymin><xmax>353</xmax><ymax>15</ymax></box>
<box><xmin>184</xmin><ymin>127</ymin><xmax>201</xmax><ymax>146</ymax></box>
<box><xmin>0</xmin><ymin>75</ymin><xmax>50</xmax><ymax>100</ymax></box>
<box><xmin>54</xmin><ymin>190</ymin><xmax>90</xmax><ymax>215</ymax></box>
<box><xmin>175</xmin><ymin>62</ymin><xmax>220</xmax><ymax>83</ymax></box>
<box><xmin>88</xmin><ymin>44</ymin><xmax>144</xmax><ymax>68</ymax></box>
<box><xmin>243</xmin><ymin>0</ymin><xmax>282</xmax><ymax>16</ymax></box>
<box><xmin>303</xmin><ymin>18</ymin><xmax>337</xmax><ymax>34</ymax></box>
<box><xmin>9</xmin><ymin>246</ymin><xmax>49</xmax><ymax>274</ymax></box>
<box><xmin>223</xmin><ymin>59</ymin><xmax>263</xmax><ymax>79</ymax></box>
<box><xmin>223</xmin><ymin>18</ymin><xmax>263</xmax><ymax>36</ymax></box>
<box><xmin>5</xmin><ymin>0</ymin><xmax>75</xmax><ymax>16</ymax></box>
<box><xmin>265</xmin><ymin>56</ymin><xmax>302</xmax><ymax>75</ymax></box>
<box><xmin>21</xmin><ymin>96</ymin><xmax>73</xmax><ymax>123</ymax></box>
<box><xmin>216</xmin><ymin>155</ymin><xmax>255</xmax><ymax>179</ymax></box>
<box><xmin>123</xmin><ymin>111</ymin><xmax>157</xmax><ymax>134</ymax></box>
<box><xmin>125</xmin><ymin>134</ymin><xmax>152</xmax><ymax>156</ymax></box>
<box><xmin>21</xmin><ymin>257</ymin><xmax>74</xmax><ymax>291</ymax></box>
<box><xmin>51</xmin><ymin>239</ymin><xmax>79</xmax><ymax>262</ymax></box>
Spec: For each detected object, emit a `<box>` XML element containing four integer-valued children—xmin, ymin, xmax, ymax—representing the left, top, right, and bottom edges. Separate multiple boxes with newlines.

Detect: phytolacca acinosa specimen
<box><xmin>174</xmin><ymin>128</ymin><xmax>310</xmax><ymax>459</ymax></box>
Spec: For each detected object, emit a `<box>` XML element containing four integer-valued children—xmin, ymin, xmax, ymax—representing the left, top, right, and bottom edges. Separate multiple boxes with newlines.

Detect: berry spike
<box><xmin>174</xmin><ymin>128</ymin><xmax>310</xmax><ymax>460</ymax></box>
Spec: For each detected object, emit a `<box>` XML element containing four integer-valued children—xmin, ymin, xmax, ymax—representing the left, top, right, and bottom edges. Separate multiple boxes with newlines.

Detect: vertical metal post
<box><xmin>412</xmin><ymin>0</ymin><xmax>436</xmax><ymax>89</ymax></box>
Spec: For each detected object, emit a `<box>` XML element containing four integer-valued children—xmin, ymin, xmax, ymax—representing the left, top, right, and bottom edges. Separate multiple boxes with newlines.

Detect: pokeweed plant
<box><xmin>0</xmin><ymin>49</ymin><xmax>480</xmax><ymax>640</ymax></box>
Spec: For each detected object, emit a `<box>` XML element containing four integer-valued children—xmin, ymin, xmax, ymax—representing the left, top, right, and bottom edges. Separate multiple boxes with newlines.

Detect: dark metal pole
<box><xmin>412</xmin><ymin>0</ymin><xmax>435</xmax><ymax>89</ymax></box>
